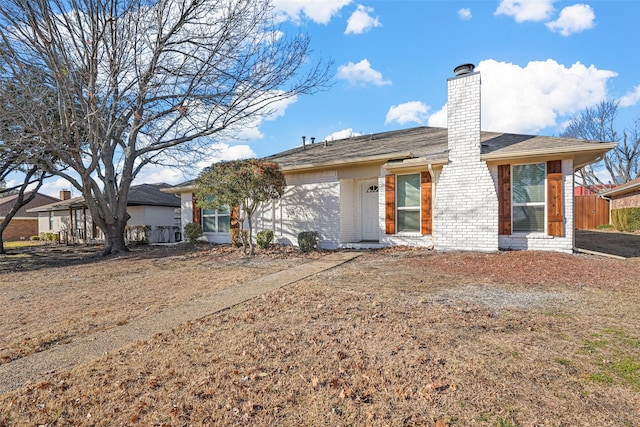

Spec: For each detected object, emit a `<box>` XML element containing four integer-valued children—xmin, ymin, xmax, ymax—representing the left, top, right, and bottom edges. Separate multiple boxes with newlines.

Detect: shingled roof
<box><xmin>600</xmin><ymin>176</ymin><xmax>640</xmax><ymax>197</ymax></box>
<box><xmin>27</xmin><ymin>183</ymin><xmax>180</xmax><ymax>213</ymax></box>
<box><xmin>265</xmin><ymin>126</ymin><xmax>616</xmax><ymax>171</ymax></box>
<box><xmin>0</xmin><ymin>192</ymin><xmax>59</xmax><ymax>218</ymax></box>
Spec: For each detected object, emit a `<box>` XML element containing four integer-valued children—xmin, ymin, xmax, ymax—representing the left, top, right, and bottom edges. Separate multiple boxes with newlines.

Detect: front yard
<box><xmin>1</xmin><ymin>245</ymin><xmax>639</xmax><ymax>426</ymax></box>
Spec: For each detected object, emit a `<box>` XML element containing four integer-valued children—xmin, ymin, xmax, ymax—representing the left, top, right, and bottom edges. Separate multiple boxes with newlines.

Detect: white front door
<box><xmin>361</xmin><ymin>181</ymin><xmax>379</xmax><ymax>241</ymax></box>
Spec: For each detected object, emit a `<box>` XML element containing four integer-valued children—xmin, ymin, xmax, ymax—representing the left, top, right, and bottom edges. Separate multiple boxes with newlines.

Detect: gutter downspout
<box><xmin>428</xmin><ymin>163</ymin><xmax>435</xmax><ymax>250</ymax></box>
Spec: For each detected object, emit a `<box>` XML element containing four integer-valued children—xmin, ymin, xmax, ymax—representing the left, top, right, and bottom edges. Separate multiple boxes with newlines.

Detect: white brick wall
<box><xmin>432</xmin><ymin>70</ymin><xmax>499</xmax><ymax>252</ymax></box>
<box><xmin>434</xmin><ymin>161</ymin><xmax>499</xmax><ymax>251</ymax></box>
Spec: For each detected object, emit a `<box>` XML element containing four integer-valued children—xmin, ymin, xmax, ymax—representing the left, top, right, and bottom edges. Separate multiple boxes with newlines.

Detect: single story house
<box><xmin>167</xmin><ymin>64</ymin><xmax>616</xmax><ymax>253</ymax></box>
<box><xmin>28</xmin><ymin>183</ymin><xmax>181</xmax><ymax>244</ymax></box>
<box><xmin>600</xmin><ymin>177</ymin><xmax>640</xmax><ymax>209</ymax></box>
<box><xmin>0</xmin><ymin>192</ymin><xmax>60</xmax><ymax>241</ymax></box>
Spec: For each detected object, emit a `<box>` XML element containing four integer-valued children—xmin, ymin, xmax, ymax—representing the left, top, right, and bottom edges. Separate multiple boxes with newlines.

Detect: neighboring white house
<box><xmin>28</xmin><ymin>183</ymin><xmax>182</xmax><ymax>244</ymax></box>
<box><xmin>167</xmin><ymin>64</ymin><xmax>616</xmax><ymax>253</ymax></box>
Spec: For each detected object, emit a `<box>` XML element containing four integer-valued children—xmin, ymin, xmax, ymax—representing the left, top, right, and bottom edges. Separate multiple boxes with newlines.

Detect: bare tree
<box><xmin>0</xmin><ymin>0</ymin><xmax>331</xmax><ymax>254</ymax></box>
<box><xmin>562</xmin><ymin>100</ymin><xmax>640</xmax><ymax>189</ymax></box>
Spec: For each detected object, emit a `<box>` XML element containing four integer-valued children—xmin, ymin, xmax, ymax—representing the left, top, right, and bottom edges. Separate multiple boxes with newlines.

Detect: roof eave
<box><xmin>160</xmin><ymin>186</ymin><xmax>194</xmax><ymax>194</ymax></box>
<box><xmin>482</xmin><ymin>143</ymin><xmax>617</xmax><ymax>169</ymax></box>
<box><xmin>601</xmin><ymin>185</ymin><xmax>640</xmax><ymax>198</ymax></box>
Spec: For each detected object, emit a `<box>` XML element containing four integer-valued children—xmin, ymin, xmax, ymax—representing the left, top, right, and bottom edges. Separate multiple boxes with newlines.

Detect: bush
<box><xmin>29</xmin><ymin>235</ymin><xmax>40</xmax><ymax>241</ymax></box>
<box><xmin>611</xmin><ymin>208</ymin><xmax>640</xmax><ymax>232</ymax></box>
<box><xmin>42</xmin><ymin>232</ymin><xmax>58</xmax><ymax>242</ymax></box>
<box><xmin>230</xmin><ymin>228</ymin><xmax>249</xmax><ymax>247</ymax></box>
<box><xmin>184</xmin><ymin>222</ymin><xmax>203</xmax><ymax>244</ymax></box>
<box><xmin>297</xmin><ymin>231</ymin><xmax>319</xmax><ymax>252</ymax></box>
<box><xmin>256</xmin><ymin>230</ymin><xmax>274</xmax><ymax>249</ymax></box>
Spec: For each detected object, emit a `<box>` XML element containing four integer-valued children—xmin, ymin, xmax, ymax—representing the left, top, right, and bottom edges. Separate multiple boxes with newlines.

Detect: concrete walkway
<box><xmin>0</xmin><ymin>251</ymin><xmax>361</xmax><ymax>395</ymax></box>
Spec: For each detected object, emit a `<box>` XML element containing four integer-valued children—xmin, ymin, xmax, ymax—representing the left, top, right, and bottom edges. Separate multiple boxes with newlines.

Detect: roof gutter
<box><xmin>382</xmin><ymin>156</ymin><xmax>447</xmax><ymax>172</ymax></box>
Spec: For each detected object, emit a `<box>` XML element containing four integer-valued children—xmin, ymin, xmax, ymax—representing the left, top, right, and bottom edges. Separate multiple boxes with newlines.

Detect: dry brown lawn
<box><xmin>1</xmin><ymin>244</ymin><xmax>640</xmax><ymax>426</ymax></box>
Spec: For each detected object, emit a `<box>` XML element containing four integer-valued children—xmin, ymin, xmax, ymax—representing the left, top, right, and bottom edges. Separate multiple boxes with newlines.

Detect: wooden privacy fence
<box><xmin>575</xmin><ymin>195</ymin><xmax>610</xmax><ymax>230</ymax></box>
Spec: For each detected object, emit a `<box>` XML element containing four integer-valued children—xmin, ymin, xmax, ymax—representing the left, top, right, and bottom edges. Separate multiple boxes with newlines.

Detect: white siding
<box><xmin>339</xmin><ymin>179</ymin><xmax>358</xmax><ymax>243</ymax></box>
<box><xmin>128</xmin><ymin>205</ymin><xmax>179</xmax><ymax>243</ymax></box>
<box><xmin>266</xmin><ymin>171</ymin><xmax>340</xmax><ymax>249</ymax></box>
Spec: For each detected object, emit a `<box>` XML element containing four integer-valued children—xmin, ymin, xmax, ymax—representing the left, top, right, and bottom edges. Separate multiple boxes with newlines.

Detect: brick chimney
<box><xmin>60</xmin><ymin>190</ymin><xmax>71</xmax><ymax>200</ymax></box>
<box><xmin>447</xmin><ymin>63</ymin><xmax>481</xmax><ymax>163</ymax></box>
<box><xmin>433</xmin><ymin>64</ymin><xmax>498</xmax><ymax>251</ymax></box>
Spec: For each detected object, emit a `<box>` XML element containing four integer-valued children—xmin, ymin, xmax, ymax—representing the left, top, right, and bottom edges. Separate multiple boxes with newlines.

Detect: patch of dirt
<box><xmin>1</xmin><ymin>246</ymin><xmax>640</xmax><ymax>426</ymax></box>
<box><xmin>576</xmin><ymin>229</ymin><xmax>640</xmax><ymax>258</ymax></box>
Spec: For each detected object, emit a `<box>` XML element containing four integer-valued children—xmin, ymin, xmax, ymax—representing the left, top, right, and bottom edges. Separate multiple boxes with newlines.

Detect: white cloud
<box><xmin>495</xmin><ymin>0</ymin><xmax>555</xmax><ymax>23</ymax></box>
<box><xmin>273</xmin><ymin>0</ymin><xmax>352</xmax><ymax>24</ymax></box>
<box><xmin>345</xmin><ymin>4</ymin><xmax>381</xmax><ymax>34</ymax></box>
<box><xmin>337</xmin><ymin>59</ymin><xmax>391</xmax><ymax>86</ymax></box>
<box><xmin>546</xmin><ymin>4</ymin><xmax>595</xmax><ymax>36</ymax></box>
<box><xmin>427</xmin><ymin>106</ymin><xmax>447</xmax><ymax>128</ymax></box>
<box><xmin>20</xmin><ymin>177</ymin><xmax>74</xmax><ymax>199</ymax></box>
<box><xmin>324</xmin><ymin>128</ymin><xmax>362</xmax><ymax>141</ymax></box>
<box><xmin>385</xmin><ymin>101</ymin><xmax>430</xmax><ymax>126</ymax></box>
<box><xmin>620</xmin><ymin>85</ymin><xmax>640</xmax><ymax>107</ymax></box>
<box><xmin>429</xmin><ymin>59</ymin><xmax>618</xmax><ymax>134</ymax></box>
<box><xmin>458</xmin><ymin>8</ymin><xmax>472</xmax><ymax>21</ymax></box>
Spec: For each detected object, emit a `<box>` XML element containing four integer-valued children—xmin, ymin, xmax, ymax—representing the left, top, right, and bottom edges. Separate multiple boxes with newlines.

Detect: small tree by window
<box><xmin>195</xmin><ymin>159</ymin><xmax>285</xmax><ymax>256</ymax></box>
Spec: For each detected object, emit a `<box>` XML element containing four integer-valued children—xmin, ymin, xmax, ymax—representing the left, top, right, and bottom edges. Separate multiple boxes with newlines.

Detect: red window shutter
<box><xmin>385</xmin><ymin>175</ymin><xmax>395</xmax><ymax>234</ymax></box>
<box><xmin>192</xmin><ymin>194</ymin><xmax>201</xmax><ymax>225</ymax></box>
<box><xmin>498</xmin><ymin>165</ymin><xmax>511</xmax><ymax>235</ymax></box>
<box><xmin>547</xmin><ymin>160</ymin><xmax>564</xmax><ymax>237</ymax></box>
<box><xmin>230</xmin><ymin>206</ymin><xmax>240</xmax><ymax>229</ymax></box>
<box><xmin>421</xmin><ymin>172</ymin><xmax>432</xmax><ymax>235</ymax></box>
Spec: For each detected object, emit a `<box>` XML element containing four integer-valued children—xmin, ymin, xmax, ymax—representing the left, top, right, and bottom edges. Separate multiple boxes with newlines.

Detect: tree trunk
<box><xmin>0</xmin><ymin>232</ymin><xmax>5</xmax><ymax>255</ymax></box>
<box><xmin>101</xmin><ymin>220</ymin><xmax>129</xmax><ymax>255</ymax></box>
<box><xmin>247</xmin><ymin>214</ymin><xmax>255</xmax><ymax>256</ymax></box>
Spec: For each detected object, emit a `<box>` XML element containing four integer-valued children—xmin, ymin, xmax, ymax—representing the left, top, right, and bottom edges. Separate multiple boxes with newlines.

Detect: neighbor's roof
<box><xmin>265</xmin><ymin>126</ymin><xmax>616</xmax><ymax>172</ymax></box>
<box><xmin>27</xmin><ymin>183</ymin><xmax>180</xmax><ymax>213</ymax></box>
<box><xmin>0</xmin><ymin>192</ymin><xmax>59</xmax><ymax>218</ymax></box>
<box><xmin>600</xmin><ymin>177</ymin><xmax>640</xmax><ymax>198</ymax></box>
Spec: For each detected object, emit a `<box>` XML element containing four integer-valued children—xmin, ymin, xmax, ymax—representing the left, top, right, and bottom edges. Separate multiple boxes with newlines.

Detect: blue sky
<box><xmin>24</xmin><ymin>0</ymin><xmax>640</xmax><ymax>196</ymax></box>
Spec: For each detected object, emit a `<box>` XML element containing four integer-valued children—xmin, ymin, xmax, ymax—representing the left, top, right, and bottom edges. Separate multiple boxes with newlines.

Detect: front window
<box><xmin>49</xmin><ymin>211</ymin><xmax>54</xmax><ymax>230</ymax></box>
<box><xmin>396</xmin><ymin>174</ymin><xmax>421</xmax><ymax>232</ymax></box>
<box><xmin>202</xmin><ymin>206</ymin><xmax>230</xmax><ymax>233</ymax></box>
<box><xmin>512</xmin><ymin>163</ymin><xmax>545</xmax><ymax>233</ymax></box>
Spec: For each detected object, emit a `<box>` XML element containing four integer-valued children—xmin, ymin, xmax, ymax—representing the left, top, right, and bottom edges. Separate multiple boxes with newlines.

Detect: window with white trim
<box><xmin>396</xmin><ymin>173</ymin><xmax>420</xmax><ymax>232</ymax></box>
<box><xmin>512</xmin><ymin>163</ymin><xmax>546</xmax><ymax>233</ymax></box>
<box><xmin>49</xmin><ymin>211</ymin><xmax>54</xmax><ymax>230</ymax></box>
<box><xmin>202</xmin><ymin>206</ymin><xmax>230</xmax><ymax>233</ymax></box>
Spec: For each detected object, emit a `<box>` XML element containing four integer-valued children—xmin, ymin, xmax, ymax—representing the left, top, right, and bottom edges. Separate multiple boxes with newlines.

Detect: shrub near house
<box><xmin>612</xmin><ymin>208</ymin><xmax>640</xmax><ymax>232</ymax></box>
